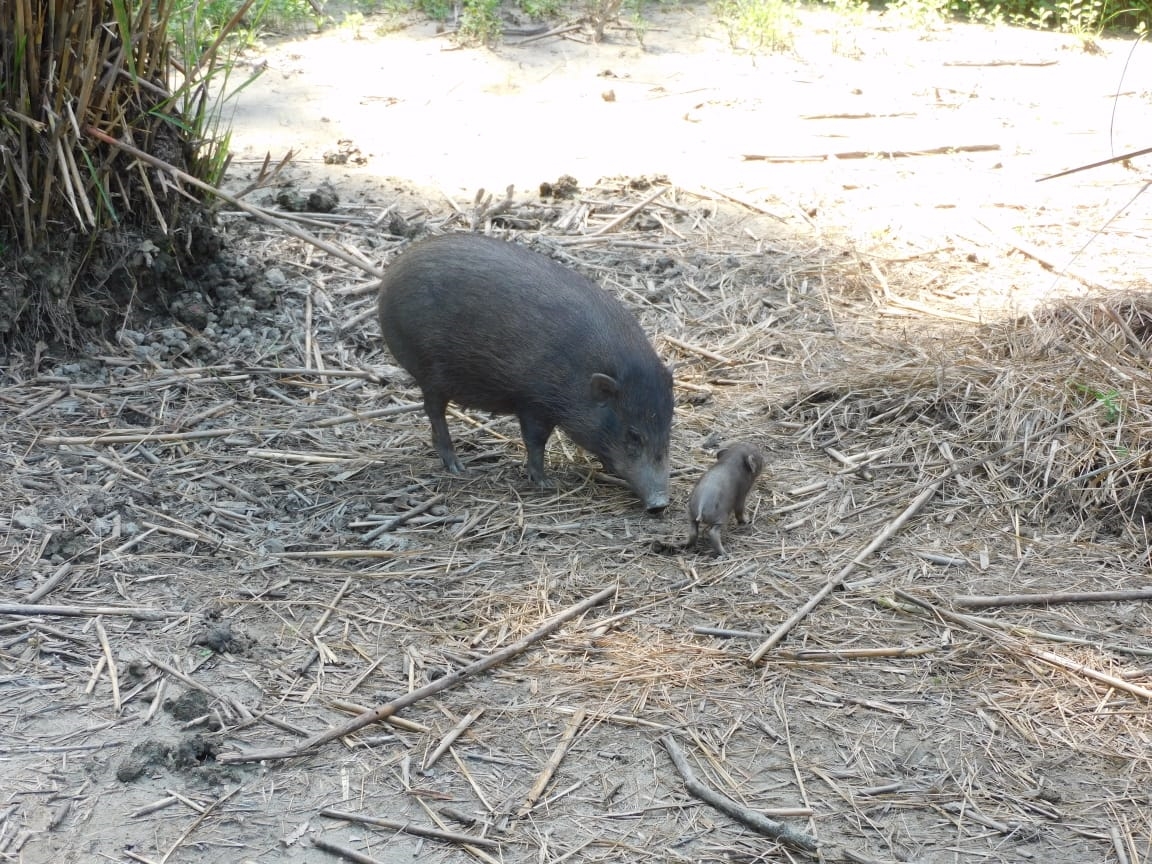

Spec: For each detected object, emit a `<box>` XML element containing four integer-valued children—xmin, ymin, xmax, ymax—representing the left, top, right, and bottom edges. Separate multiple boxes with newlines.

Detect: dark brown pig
<box><xmin>686</xmin><ymin>441</ymin><xmax>764</xmax><ymax>556</ymax></box>
<box><xmin>377</xmin><ymin>233</ymin><xmax>674</xmax><ymax>512</ymax></box>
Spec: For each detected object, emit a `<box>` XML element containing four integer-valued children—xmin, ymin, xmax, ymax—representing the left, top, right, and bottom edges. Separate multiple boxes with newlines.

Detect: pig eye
<box><xmin>626</xmin><ymin>428</ymin><xmax>643</xmax><ymax>453</ymax></box>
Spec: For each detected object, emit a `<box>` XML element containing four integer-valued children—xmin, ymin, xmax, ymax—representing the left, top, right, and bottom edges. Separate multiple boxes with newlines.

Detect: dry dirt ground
<box><xmin>4</xmin><ymin>5</ymin><xmax>1152</xmax><ymax>864</ymax></box>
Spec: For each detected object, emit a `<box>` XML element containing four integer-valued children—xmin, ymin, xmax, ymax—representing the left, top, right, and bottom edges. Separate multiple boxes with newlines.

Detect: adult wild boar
<box><xmin>377</xmin><ymin>233</ymin><xmax>673</xmax><ymax>512</ymax></box>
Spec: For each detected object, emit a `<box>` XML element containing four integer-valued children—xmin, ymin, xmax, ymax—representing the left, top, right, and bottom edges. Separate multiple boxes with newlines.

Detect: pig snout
<box><xmin>632</xmin><ymin>466</ymin><xmax>670</xmax><ymax>514</ymax></box>
<box><xmin>646</xmin><ymin>494</ymin><xmax>669</xmax><ymax>514</ymax></box>
<box><xmin>603</xmin><ymin>448</ymin><xmax>669</xmax><ymax>513</ymax></box>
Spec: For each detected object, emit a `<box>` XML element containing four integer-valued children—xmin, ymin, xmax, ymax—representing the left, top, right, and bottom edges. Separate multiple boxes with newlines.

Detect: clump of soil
<box><xmin>115</xmin><ymin>735</ymin><xmax>218</xmax><ymax>783</ymax></box>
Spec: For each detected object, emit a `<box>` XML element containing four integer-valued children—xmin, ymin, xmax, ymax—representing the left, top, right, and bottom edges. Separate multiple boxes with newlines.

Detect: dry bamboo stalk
<box><xmin>329</xmin><ymin>700</ymin><xmax>428</xmax><ymax>733</ymax></box>
<box><xmin>93</xmin><ymin>453</ymin><xmax>148</xmax><ymax>483</ymax></box>
<box><xmin>0</xmin><ymin>603</ymin><xmax>174</xmax><ymax>620</ymax></box>
<box><xmin>128</xmin><ymin>796</ymin><xmax>182</xmax><ymax>819</ymax></box>
<box><xmin>319</xmin><ymin>808</ymin><xmax>499</xmax><ymax>849</ymax></box>
<box><xmin>24</xmin><ymin>562</ymin><xmax>73</xmax><ymax>603</ymax></box>
<box><xmin>146</xmin><ymin>655</ymin><xmax>255</xmax><ymax>723</ymax></box>
<box><xmin>85</xmin><ymin>655</ymin><xmax>107</xmax><ymax>696</ymax></box>
<box><xmin>313</xmin><ymin>403</ymin><xmax>425</xmax><ymax>427</ymax></box>
<box><xmin>246</xmin><ymin>450</ymin><xmax>368</xmax><ymax>464</ymax></box>
<box><xmin>164</xmin><ymin>790</ymin><xmax>208</xmax><ymax>815</ymax></box>
<box><xmin>954</xmin><ymin>588</ymin><xmax>1152</xmax><ymax>608</ymax></box>
<box><xmin>93</xmin><ymin>617</ymin><xmax>121</xmax><ymax>714</ymax></box>
<box><xmin>517</xmin><ymin>708</ymin><xmax>586</xmax><ymax>817</ymax></box>
<box><xmin>783</xmin><ymin>643</ymin><xmax>939</xmax><ymax>660</ymax></box>
<box><xmin>449</xmin><ymin>748</ymin><xmax>496</xmax><ymax>814</ymax></box>
<box><xmin>1038</xmin><ymin>144</ymin><xmax>1152</xmax><ymax>181</ymax></box>
<box><xmin>276</xmin><ymin>550</ymin><xmax>402</xmax><ymax>560</ymax></box>
<box><xmin>750</xmin><ymin>481</ymin><xmax>941</xmax><ymax>663</ymax></box>
<box><xmin>970</xmin><ymin>216</ymin><xmax>1115</xmax><ymax>292</ymax></box>
<box><xmin>743</xmin><ymin>143</ymin><xmax>1000</xmax><ymax>161</ymax></box>
<box><xmin>311</xmin><ymin>836</ymin><xmax>387</xmax><ymax>864</ymax></box>
<box><xmin>311</xmin><ymin>576</ymin><xmax>353</xmax><ymax>637</ymax></box>
<box><xmin>590</xmin><ymin>184</ymin><xmax>666</xmax><ymax>236</ymax></box>
<box><xmin>659</xmin><ymin>735</ymin><xmax>818</xmax><ymax>852</ymax></box>
<box><xmin>40</xmin><ymin>428</ymin><xmax>240</xmax><ymax>445</ymax></box>
<box><xmin>422</xmin><ymin>707</ymin><xmax>484</xmax><ymax>771</ymax></box>
<box><xmin>1032</xmin><ymin>649</ymin><xmax>1152</xmax><ymax>701</ymax></box>
<box><xmin>693</xmin><ymin>625</ymin><xmax>766</xmax><ymax>639</ymax></box>
<box><xmin>156</xmin><ymin>786</ymin><xmax>240</xmax><ymax>864</ymax></box>
<box><xmin>240</xmin><ymin>366</ymin><xmax>377</xmax><ymax>378</ymax></box>
<box><xmin>218</xmin><ymin>585</ymin><xmax>617</xmax><ymax>763</ymax></box>
<box><xmin>552</xmin><ymin>705</ymin><xmax>672</xmax><ymax>731</ymax></box>
<box><xmin>15</xmin><ymin>388</ymin><xmax>65</xmax><ymax>419</ymax></box>
<box><xmin>415</xmin><ymin>799</ymin><xmax>502</xmax><ymax>864</ymax></box>
<box><xmin>663</xmin><ymin>334</ymin><xmax>733</xmax><ymax>365</ymax></box>
<box><xmin>363</xmin><ymin>494</ymin><xmax>446</xmax><ymax>540</ymax></box>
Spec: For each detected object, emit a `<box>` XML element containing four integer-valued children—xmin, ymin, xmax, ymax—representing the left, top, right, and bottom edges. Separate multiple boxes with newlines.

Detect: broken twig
<box><xmin>659</xmin><ymin>734</ymin><xmax>818</xmax><ymax>853</ymax></box>
<box><xmin>517</xmin><ymin>708</ymin><xmax>586</xmax><ymax>817</ymax></box>
<box><xmin>218</xmin><ymin>586</ymin><xmax>617</xmax><ymax>763</ymax></box>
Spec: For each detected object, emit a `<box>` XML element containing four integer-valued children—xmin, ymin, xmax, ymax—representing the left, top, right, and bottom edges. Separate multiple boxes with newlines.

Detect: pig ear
<box><xmin>745</xmin><ymin>452</ymin><xmax>762</xmax><ymax>474</ymax></box>
<box><xmin>716</xmin><ymin>447</ymin><xmax>729</xmax><ymax>461</ymax></box>
<box><xmin>590</xmin><ymin>373</ymin><xmax>619</xmax><ymax>401</ymax></box>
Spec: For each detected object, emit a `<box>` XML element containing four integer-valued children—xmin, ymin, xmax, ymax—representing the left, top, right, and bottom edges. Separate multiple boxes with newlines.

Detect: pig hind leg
<box><xmin>735</xmin><ymin>498</ymin><xmax>750</xmax><ymax>525</ymax></box>
<box><xmin>518</xmin><ymin>410</ymin><xmax>557</xmax><ymax>488</ymax></box>
<box><xmin>705</xmin><ymin>525</ymin><xmax>726</xmax><ymax>557</ymax></box>
<box><xmin>423</xmin><ymin>393</ymin><xmax>465</xmax><ymax>474</ymax></box>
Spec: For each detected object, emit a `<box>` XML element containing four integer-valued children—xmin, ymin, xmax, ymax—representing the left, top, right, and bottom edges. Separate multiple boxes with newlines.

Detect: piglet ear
<box><xmin>590</xmin><ymin>373</ymin><xmax>619</xmax><ymax>401</ymax></box>
<box><xmin>745</xmin><ymin>452</ymin><xmax>763</xmax><ymax>475</ymax></box>
<box><xmin>716</xmin><ymin>447</ymin><xmax>729</xmax><ymax>461</ymax></box>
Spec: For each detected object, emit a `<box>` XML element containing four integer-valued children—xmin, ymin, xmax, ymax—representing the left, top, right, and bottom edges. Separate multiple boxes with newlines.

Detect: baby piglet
<box><xmin>686</xmin><ymin>442</ymin><xmax>764</xmax><ymax>557</ymax></box>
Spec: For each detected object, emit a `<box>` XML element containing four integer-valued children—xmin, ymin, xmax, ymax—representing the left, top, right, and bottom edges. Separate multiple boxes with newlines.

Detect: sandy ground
<box><xmin>226</xmin><ymin>4</ymin><xmax>1152</xmax><ymax>313</ymax></box>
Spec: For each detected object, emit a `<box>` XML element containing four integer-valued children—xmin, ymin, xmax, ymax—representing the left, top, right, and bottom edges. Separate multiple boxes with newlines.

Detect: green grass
<box><xmin>948</xmin><ymin>0</ymin><xmax>1150</xmax><ymax>32</ymax></box>
<box><xmin>715</xmin><ymin>0</ymin><xmax>798</xmax><ymax>51</ymax></box>
<box><xmin>174</xmin><ymin>0</ymin><xmax>1151</xmax><ymax>54</ymax></box>
<box><xmin>520</xmin><ymin>0</ymin><xmax>564</xmax><ymax>16</ymax></box>
<box><xmin>167</xmin><ymin>0</ymin><xmax>269</xmax><ymax>186</ymax></box>
<box><xmin>1073</xmin><ymin>383</ymin><xmax>1124</xmax><ymax>423</ymax></box>
<box><xmin>458</xmin><ymin>0</ymin><xmax>504</xmax><ymax>42</ymax></box>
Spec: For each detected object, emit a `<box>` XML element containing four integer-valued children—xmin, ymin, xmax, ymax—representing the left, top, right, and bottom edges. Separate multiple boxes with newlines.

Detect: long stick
<box><xmin>954</xmin><ymin>588</ymin><xmax>1152</xmax><ymax>608</ymax></box>
<box><xmin>217</xmin><ymin>585</ymin><xmax>617</xmax><ymax>763</ymax></box>
<box><xmin>749</xmin><ymin>482</ymin><xmax>940</xmax><ymax>663</ymax></box>
<box><xmin>84</xmin><ymin>126</ymin><xmax>384</xmax><ymax>278</ymax></box>
<box><xmin>659</xmin><ymin>735</ymin><xmax>818</xmax><ymax>853</ymax></box>
<box><xmin>0</xmin><ymin>603</ymin><xmax>175</xmax><ymax>621</ymax></box>
<box><xmin>319</xmin><ymin>809</ymin><xmax>499</xmax><ymax>849</ymax></box>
